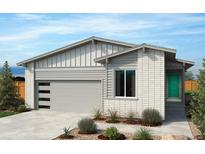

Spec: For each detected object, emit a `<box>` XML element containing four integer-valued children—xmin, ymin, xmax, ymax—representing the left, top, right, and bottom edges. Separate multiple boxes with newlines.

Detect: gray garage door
<box><xmin>49</xmin><ymin>80</ymin><xmax>102</xmax><ymax>113</ymax></box>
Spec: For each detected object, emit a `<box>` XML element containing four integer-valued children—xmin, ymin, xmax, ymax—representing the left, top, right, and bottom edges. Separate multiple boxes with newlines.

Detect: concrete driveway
<box><xmin>0</xmin><ymin>102</ymin><xmax>192</xmax><ymax>139</ymax></box>
<box><xmin>0</xmin><ymin>109</ymin><xmax>90</xmax><ymax>140</ymax></box>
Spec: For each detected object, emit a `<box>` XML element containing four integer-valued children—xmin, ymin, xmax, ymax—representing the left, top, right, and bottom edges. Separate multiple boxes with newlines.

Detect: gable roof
<box><xmin>17</xmin><ymin>36</ymin><xmax>136</xmax><ymax>66</ymax></box>
<box><xmin>94</xmin><ymin>43</ymin><xmax>176</xmax><ymax>63</ymax></box>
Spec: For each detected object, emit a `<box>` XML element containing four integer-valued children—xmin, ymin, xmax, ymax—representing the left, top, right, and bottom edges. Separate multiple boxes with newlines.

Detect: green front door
<box><xmin>167</xmin><ymin>73</ymin><xmax>180</xmax><ymax>98</ymax></box>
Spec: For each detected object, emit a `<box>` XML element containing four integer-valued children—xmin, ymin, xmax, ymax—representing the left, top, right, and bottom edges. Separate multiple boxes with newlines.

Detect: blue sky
<box><xmin>0</xmin><ymin>13</ymin><xmax>204</xmax><ymax>75</ymax></box>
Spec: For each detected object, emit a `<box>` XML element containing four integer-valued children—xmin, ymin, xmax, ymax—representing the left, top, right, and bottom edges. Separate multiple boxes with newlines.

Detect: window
<box><xmin>38</xmin><ymin>90</ymin><xmax>50</xmax><ymax>94</ymax></box>
<box><xmin>38</xmin><ymin>82</ymin><xmax>50</xmax><ymax>86</ymax></box>
<box><xmin>115</xmin><ymin>71</ymin><xmax>124</xmax><ymax>96</ymax></box>
<box><xmin>115</xmin><ymin>70</ymin><xmax>135</xmax><ymax>97</ymax></box>
<box><xmin>38</xmin><ymin>98</ymin><xmax>50</xmax><ymax>101</ymax></box>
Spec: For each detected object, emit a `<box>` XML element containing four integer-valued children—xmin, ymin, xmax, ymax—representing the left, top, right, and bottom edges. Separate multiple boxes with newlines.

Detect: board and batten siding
<box><xmin>35</xmin><ymin>41</ymin><xmax>129</xmax><ymax>68</ymax></box>
<box><xmin>104</xmin><ymin>49</ymin><xmax>165</xmax><ymax>119</ymax></box>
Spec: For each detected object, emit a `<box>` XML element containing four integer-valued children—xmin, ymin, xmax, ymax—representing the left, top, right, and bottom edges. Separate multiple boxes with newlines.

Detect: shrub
<box><xmin>63</xmin><ymin>127</ymin><xmax>71</xmax><ymax>136</ymax></box>
<box><xmin>17</xmin><ymin>104</ymin><xmax>27</xmax><ymax>112</ymax></box>
<box><xmin>191</xmin><ymin>59</ymin><xmax>205</xmax><ymax>135</ymax></box>
<box><xmin>93</xmin><ymin>109</ymin><xmax>104</xmax><ymax>120</ymax></box>
<box><xmin>104</xmin><ymin>127</ymin><xmax>121</xmax><ymax>140</ymax></box>
<box><xmin>127</xmin><ymin>112</ymin><xmax>135</xmax><ymax>122</ymax></box>
<box><xmin>142</xmin><ymin>108</ymin><xmax>162</xmax><ymax>126</ymax></box>
<box><xmin>133</xmin><ymin>128</ymin><xmax>152</xmax><ymax>140</ymax></box>
<box><xmin>0</xmin><ymin>61</ymin><xmax>18</xmax><ymax>110</ymax></box>
<box><xmin>78</xmin><ymin>118</ymin><xmax>97</xmax><ymax>134</ymax></box>
<box><xmin>108</xmin><ymin>110</ymin><xmax>119</xmax><ymax>123</ymax></box>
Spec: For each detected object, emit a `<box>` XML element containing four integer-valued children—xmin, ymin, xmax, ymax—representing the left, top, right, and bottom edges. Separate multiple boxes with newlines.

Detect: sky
<box><xmin>0</xmin><ymin>13</ymin><xmax>204</xmax><ymax>75</ymax></box>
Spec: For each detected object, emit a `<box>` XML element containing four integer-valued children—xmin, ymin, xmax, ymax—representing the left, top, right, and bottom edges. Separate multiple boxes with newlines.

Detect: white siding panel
<box><xmin>71</xmin><ymin>49</ymin><xmax>76</xmax><ymax>67</ymax></box>
<box><xmin>47</xmin><ymin>57</ymin><xmax>52</xmax><ymax>68</ymax></box>
<box><xmin>65</xmin><ymin>51</ymin><xmax>71</xmax><ymax>67</ymax></box>
<box><xmin>86</xmin><ymin>44</ymin><xmax>91</xmax><ymax>66</ymax></box>
<box><xmin>75</xmin><ymin>48</ymin><xmax>80</xmax><ymax>67</ymax></box>
<box><xmin>101</xmin><ymin>43</ymin><xmax>107</xmax><ymax>56</ymax></box>
<box><xmin>80</xmin><ymin>46</ymin><xmax>86</xmax><ymax>66</ymax></box>
<box><xmin>61</xmin><ymin>52</ymin><xmax>66</xmax><ymax>67</ymax></box>
<box><xmin>56</xmin><ymin>54</ymin><xmax>61</xmax><ymax>67</ymax></box>
<box><xmin>91</xmin><ymin>44</ymin><xmax>96</xmax><ymax>66</ymax></box>
<box><xmin>113</xmin><ymin>45</ymin><xmax>118</xmax><ymax>53</ymax></box>
<box><xmin>52</xmin><ymin>55</ymin><xmax>57</xmax><ymax>67</ymax></box>
<box><xmin>107</xmin><ymin>44</ymin><xmax>113</xmax><ymax>55</ymax></box>
<box><xmin>96</xmin><ymin>43</ymin><xmax>102</xmax><ymax>58</ymax></box>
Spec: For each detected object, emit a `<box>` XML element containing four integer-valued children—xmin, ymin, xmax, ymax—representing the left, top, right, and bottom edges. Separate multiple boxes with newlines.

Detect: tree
<box><xmin>185</xmin><ymin>70</ymin><xmax>194</xmax><ymax>80</ymax></box>
<box><xmin>191</xmin><ymin>58</ymin><xmax>205</xmax><ymax>135</ymax></box>
<box><xmin>0</xmin><ymin>61</ymin><xmax>18</xmax><ymax>110</ymax></box>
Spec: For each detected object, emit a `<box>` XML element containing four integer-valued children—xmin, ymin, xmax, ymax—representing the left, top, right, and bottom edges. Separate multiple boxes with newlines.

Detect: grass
<box><xmin>0</xmin><ymin>111</ymin><xmax>18</xmax><ymax>118</ymax></box>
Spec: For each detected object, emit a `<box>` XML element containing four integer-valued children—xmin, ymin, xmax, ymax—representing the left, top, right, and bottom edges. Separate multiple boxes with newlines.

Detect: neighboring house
<box><xmin>14</xmin><ymin>76</ymin><xmax>25</xmax><ymax>100</ymax></box>
<box><xmin>17</xmin><ymin>36</ymin><xmax>194</xmax><ymax>119</ymax></box>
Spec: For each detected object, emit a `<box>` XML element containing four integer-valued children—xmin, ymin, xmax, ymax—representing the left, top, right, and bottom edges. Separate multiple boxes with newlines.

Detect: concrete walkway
<box><xmin>97</xmin><ymin>102</ymin><xmax>193</xmax><ymax>138</ymax></box>
<box><xmin>0</xmin><ymin>109</ymin><xmax>90</xmax><ymax>140</ymax></box>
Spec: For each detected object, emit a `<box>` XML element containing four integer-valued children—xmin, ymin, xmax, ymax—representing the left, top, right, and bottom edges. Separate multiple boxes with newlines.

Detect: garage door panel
<box><xmin>50</xmin><ymin>80</ymin><xmax>101</xmax><ymax>113</ymax></box>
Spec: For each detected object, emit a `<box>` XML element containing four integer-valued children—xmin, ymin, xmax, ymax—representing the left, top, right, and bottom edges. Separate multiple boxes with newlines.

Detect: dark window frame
<box><xmin>115</xmin><ymin>70</ymin><xmax>136</xmax><ymax>97</ymax></box>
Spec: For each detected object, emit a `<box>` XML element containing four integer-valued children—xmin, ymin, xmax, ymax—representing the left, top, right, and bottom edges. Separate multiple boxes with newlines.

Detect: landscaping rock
<box><xmin>161</xmin><ymin>134</ymin><xmax>190</xmax><ymax>140</ymax></box>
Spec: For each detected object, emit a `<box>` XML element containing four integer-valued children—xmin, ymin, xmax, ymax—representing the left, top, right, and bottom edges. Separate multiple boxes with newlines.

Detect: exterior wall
<box><xmin>35</xmin><ymin>41</ymin><xmax>129</xmax><ymax>68</ymax></box>
<box><xmin>25</xmin><ymin>62</ymin><xmax>35</xmax><ymax>108</ymax></box>
<box><xmin>104</xmin><ymin>49</ymin><xmax>165</xmax><ymax>119</ymax></box>
<box><xmin>138</xmin><ymin>49</ymin><xmax>165</xmax><ymax>119</ymax></box>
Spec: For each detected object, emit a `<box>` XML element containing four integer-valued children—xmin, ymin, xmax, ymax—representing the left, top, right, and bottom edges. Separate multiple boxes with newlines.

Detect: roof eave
<box><xmin>94</xmin><ymin>44</ymin><xmax>176</xmax><ymax>63</ymax></box>
<box><xmin>17</xmin><ymin>36</ymin><xmax>137</xmax><ymax>66</ymax></box>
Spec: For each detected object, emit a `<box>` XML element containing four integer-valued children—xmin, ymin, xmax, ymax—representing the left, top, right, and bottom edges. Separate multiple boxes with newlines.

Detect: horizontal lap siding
<box><xmin>107</xmin><ymin>51</ymin><xmax>138</xmax><ymax>98</ymax></box>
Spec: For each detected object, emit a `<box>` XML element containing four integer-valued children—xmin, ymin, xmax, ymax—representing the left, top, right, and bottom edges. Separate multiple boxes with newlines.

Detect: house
<box><xmin>17</xmin><ymin>36</ymin><xmax>194</xmax><ymax>119</ymax></box>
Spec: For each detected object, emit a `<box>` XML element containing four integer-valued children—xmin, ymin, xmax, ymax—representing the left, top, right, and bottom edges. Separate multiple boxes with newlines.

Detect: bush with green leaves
<box><xmin>108</xmin><ymin>110</ymin><xmax>119</xmax><ymax>123</ymax></box>
<box><xmin>133</xmin><ymin>128</ymin><xmax>152</xmax><ymax>140</ymax></box>
<box><xmin>63</xmin><ymin>127</ymin><xmax>71</xmax><ymax>136</ymax></box>
<box><xmin>78</xmin><ymin>118</ymin><xmax>97</xmax><ymax>134</ymax></box>
<box><xmin>17</xmin><ymin>104</ymin><xmax>27</xmax><ymax>112</ymax></box>
<box><xmin>93</xmin><ymin>109</ymin><xmax>104</xmax><ymax>120</ymax></box>
<box><xmin>142</xmin><ymin>108</ymin><xmax>162</xmax><ymax>126</ymax></box>
<box><xmin>103</xmin><ymin>127</ymin><xmax>121</xmax><ymax>140</ymax></box>
<box><xmin>127</xmin><ymin>112</ymin><xmax>135</xmax><ymax>122</ymax></box>
<box><xmin>191</xmin><ymin>58</ymin><xmax>205</xmax><ymax>135</ymax></box>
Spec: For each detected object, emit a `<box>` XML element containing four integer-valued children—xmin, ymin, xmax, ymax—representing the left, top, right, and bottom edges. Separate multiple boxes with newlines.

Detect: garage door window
<box><xmin>115</xmin><ymin>70</ymin><xmax>135</xmax><ymax>97</ymax></box>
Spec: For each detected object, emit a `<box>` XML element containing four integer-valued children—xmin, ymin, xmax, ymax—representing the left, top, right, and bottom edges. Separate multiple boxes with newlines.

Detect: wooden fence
<box><xmin>16</xmin><ymin>81</ymin><xmax>25</xmax><ymax>99</ymax></box>
<box><xmin>185</xmin><ymin>80</ymin><xmax>198</xmax><ymax>92</ymax></box>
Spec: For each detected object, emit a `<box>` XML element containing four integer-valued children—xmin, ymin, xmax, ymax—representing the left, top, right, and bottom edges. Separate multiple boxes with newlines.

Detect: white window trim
<box><xmin>114</xmin><ymin>69</ymin><xmax>137</xmax><ymax>98</ymax></box>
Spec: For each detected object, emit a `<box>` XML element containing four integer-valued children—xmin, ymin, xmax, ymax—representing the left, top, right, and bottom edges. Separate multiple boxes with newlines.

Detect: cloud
<box><xmin>15</xmin><ymin>13</ymin><xmax>45</xmax><ymax>20</ymax></box>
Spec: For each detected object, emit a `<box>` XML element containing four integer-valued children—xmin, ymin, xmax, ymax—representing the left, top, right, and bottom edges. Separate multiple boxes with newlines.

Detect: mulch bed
<box><xmin>105</xmin><ymin>120</ymin><xmax>121</xmax><ymax>123</ymax></box>
<box><xmin>94</xmin><ymin>117</ymin><xmax>162</xmax><ymax>127</ymax></box>
<box><xmin>194</xmin><ymin>135</ymin><xmax>205</xmax><ymax>140</ymax></box>
<box><xmin>54</xmin><ymin>128</ymin><xmax>133</xmax><ymax>140</ymax></box>
<box><xmin>98</xmin><ymin>134</ymin><xmax>126</xmax><ymax>140</ymax></box>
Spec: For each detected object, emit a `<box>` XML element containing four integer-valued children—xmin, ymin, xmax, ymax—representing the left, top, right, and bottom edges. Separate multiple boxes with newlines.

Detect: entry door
<box><xmin>167</xmin><ymin>73</ymin><xmax>180</xmax><ymax>98</ymax></box>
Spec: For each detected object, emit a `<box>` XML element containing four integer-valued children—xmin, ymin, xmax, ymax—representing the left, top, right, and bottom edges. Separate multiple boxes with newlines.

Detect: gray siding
<box><xmin>35</xmin><ymin>41</ymin><xmax>129</xmax><ymax>68</ymax></box>
<box><xmin>107</xmin><ymin>51</ymin><xmax>138</xmax><ymax>98</ymax></box>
